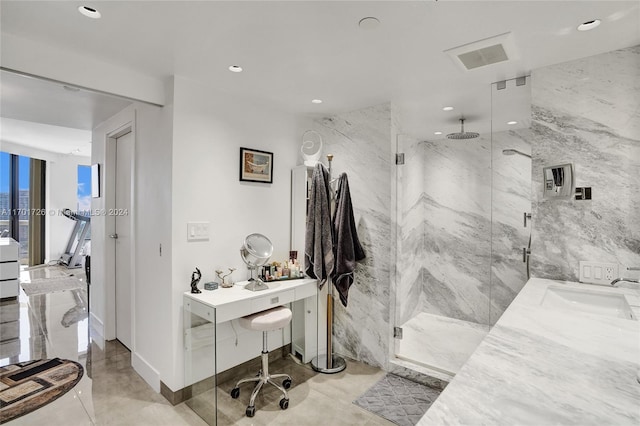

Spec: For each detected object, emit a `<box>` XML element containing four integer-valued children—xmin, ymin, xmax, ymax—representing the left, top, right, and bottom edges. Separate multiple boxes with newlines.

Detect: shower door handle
<box><xmin>522</xmin><ymin>247</ymin><xmax>531</xmax><ymax>263</ymax></box>
<box><xmin>523</xmin><ymin>212</ymin><xmax>532</xmax><ymax>227</ymax></box>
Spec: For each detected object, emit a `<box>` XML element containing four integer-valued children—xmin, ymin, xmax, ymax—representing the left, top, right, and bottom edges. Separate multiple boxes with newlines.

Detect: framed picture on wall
<box><xmin>91</xmin><ymin>163</ymin><xmax>101</xmax><ymax>198</ymax></box>
<box><xmin>239</xmin><ymin>147</ymin><xmax>274</xmax><ymax>183</ymax></box>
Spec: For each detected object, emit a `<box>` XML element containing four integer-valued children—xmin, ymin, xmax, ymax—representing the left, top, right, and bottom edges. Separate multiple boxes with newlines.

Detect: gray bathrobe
<box><xmin>304</xmin><ymin>164</ymin><xmax>334</xmax><ymax>288</ymax></box>
<box><xmin>331</xmin><ymin>173</ymin><xmax>365</xmax><ymax>307</ymax></box>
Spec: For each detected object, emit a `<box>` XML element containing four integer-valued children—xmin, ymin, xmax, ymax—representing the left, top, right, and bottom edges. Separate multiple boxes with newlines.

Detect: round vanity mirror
<box><xmin>241</xmin><ymin>233</ymin><xmax>273</xmax><ymax>266</ymax></box>
<box><xmin>240</xmin><ymin>233</ymin><xmax>273</xmax><ymax>291</ymax></box>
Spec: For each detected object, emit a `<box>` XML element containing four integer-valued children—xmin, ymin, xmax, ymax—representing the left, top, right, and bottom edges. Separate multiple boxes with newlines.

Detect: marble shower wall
<box><xmin>530</xmin><ymin>45</ymin><xmax>640</xmax><ymax>279</ymax></box>
<box><xmin>489</xmin><ymin>130</ymin><xmax>532</xmax><ymax>324</ymax></box>
<box><xmin>310</xmin><ymin>103</ymin><xmax>395</xmax><ymax>368</ymax></box>
<box><xmin>397</xmin><ymin>130</ymin><xmax>531</xmax><ymax>327</ymax></box>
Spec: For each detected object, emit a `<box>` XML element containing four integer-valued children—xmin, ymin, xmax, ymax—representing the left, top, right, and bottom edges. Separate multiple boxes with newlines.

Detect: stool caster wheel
<box><xmin>283</xmin><ymin>378</ymin><xmax>292</xmax><ymax>389</ymax></box>
<box><xmin>279</xmin><ymin>398</ymin><xmax>289</xmax><ymax>410</ymax></box>
<box><xmin>246</xmin><ymin>406</ymin><xmax>255</xmax><ymax>417</ymax></box>
<box><xmin>230</xmin><ymin>388</ymin><xmax>240</xmax><ymax>399</ymax></box>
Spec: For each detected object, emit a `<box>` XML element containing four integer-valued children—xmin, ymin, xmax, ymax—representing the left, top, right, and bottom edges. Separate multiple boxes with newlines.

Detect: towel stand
<box><xmin>310</xmin><ymin>154</ymin><xmax>347</xmax><ymax>374</ymax></box>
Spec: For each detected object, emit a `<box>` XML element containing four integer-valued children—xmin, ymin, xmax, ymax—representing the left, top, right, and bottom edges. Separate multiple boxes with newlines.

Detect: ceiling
<box><xmin>0</xmin><ymin>70</ymin><xmax>131</xmax><ymax>155</ymax></box>
<box><xmin>1</xmin><ymin>1</ymin><xmax>639</xmax><ymax>149</ymax></box>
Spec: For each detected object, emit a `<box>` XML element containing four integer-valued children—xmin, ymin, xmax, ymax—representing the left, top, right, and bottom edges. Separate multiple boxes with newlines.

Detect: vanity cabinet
<box><xmin>0</xmin><ymin>238</ymin><xmax>20</xmax><ymax>299</ymax></box>
<box><xmin>290</xmin><ymin>165</ymin><xmax>318</xmax><ymax>363</ymax></box>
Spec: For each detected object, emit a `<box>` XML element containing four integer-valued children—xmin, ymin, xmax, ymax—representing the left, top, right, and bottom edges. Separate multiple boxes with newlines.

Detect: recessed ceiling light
<box><xmin>78</xmin><ymin>6</ymin><xmax>101</xmax><ymax>19</ymax></box>
<box><xmin>311</xmin><ymin>99</ymin><xmax>323</xmax><ymax>104</ymax></box>
<box><xmin>507</xmin><ymin>121</ymin><xmax>518</xmax><ymax>125</ymax></box>
<box><xmin>434</xmin><ymin>131</ymin><xmax>443</xmax><ymax>135</ymax></box>
<box><xmin>228</xmin><ymin>65</ymin><xmax>243</xmax><ymax>73</ymax></box>
<box><xmin>63</xmin><ymin>85</ymin><xmax>80</xmax><ymax>92</ymax></box>
<box><xmin>358</xmin><ymin>17</ymin><xmax>380</xmax><ymax>30</ymax></box>
<box><xmin>442</xmin><ymin>106</ymin><xmax>454</xmax><ymax>111</ymax></box>
<box><xmin>577</xmin><ymin>19</ymin><xmax>601</xmax><ymax>31</ymax></box>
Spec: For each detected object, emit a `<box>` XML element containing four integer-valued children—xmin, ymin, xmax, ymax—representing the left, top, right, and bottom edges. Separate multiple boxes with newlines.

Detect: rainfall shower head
<box><xmin>446</xmin><ymin>118</ymin><xmax>479</xmax><ymax>140</ymax></box>
<box><xmin>502</xmin><ymin>148</ymin><xmax>531</xmax><ymax>158</ymax></box>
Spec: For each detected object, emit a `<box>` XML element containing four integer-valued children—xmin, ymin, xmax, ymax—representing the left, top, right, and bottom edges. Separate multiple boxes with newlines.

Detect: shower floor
<box><xmin>396</xmin><ymin>312</ymin><xmax>490</xmax><ymax>376</ymax></box>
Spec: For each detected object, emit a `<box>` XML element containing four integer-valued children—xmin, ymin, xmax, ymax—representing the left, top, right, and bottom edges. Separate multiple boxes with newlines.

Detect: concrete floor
<box><xmin>1</xmin><ymin>265</ymin><xmax>393</xmax><ymax>425</ymax></box>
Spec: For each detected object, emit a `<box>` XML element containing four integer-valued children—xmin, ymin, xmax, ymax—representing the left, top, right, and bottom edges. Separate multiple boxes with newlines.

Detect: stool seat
<box><xmin>239</xmin><ymin>306</ymin><xmax>292</xmax><ymax>332</ymax></box>
<box><xmin>231</xmin><ymin>305</ymin><xmax>293</xmax><ymax>418</ymax></box>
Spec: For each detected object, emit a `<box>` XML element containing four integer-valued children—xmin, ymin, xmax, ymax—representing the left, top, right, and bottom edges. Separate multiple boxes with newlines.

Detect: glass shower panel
<box><xmin>489</xmin><ymin>78</ymin><xmax>532</xmax><ymax>325</ymax></box>
<box><xmin>394</xmin><ymin>125</ymin><xmax>492</xmax><ymax>377</ymax></box>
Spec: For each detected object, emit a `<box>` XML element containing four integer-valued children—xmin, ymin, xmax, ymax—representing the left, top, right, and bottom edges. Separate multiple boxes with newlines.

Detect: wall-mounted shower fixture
<box><xmin>447</xmin><ymin>118</ymin><xmax>479</xmax><ymax>140</ymax></box>
<box><xmin>575</xmin><ymin>187</ymin><xmax>592</xmax><ymax>200</ymax></box>
<box><xmin>543</xmin><ymin>163</ymin><xmax>575</xmax><ymax>200</ymax></box>
<box><xmin>502</xmin><ymin>148</ymin><xmax>531</xmax><ymax>158</ymax></box>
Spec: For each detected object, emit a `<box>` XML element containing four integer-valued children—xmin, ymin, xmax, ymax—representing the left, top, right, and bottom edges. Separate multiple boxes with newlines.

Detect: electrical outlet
<box><xmin>579</xmin><ymin>261</ymin><xmax>619</xmax><ymax>286</ymax></box>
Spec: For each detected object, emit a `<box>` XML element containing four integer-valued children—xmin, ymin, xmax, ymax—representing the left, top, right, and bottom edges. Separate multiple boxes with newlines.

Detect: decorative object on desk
<box><xmin>216</xmin><ymin>268</ymin><xmax>236</xmax><ymax>288</ymax></box>
<box><xmin>204</xmin><ymin>281</ymin><xmax>218</xmax><ymax>291</ymax></box>
<box><xmin>190</xmin><ymin>267</ymin><xmax>202</xmax><ymax>294</ymax></box>
<box><xmin>240</xmin><ymin>233</ymin><xmax>273</xmax><ymax>291</ymax></box>
<box><xmin>240</xmin><ymin>147</ymin><xmax>273</xmax><ymax>183</ymax></box>
<box><xmin>300</xmin><ymin>130</ymin><xmax>323</xmax><ymax>167</ymax></box>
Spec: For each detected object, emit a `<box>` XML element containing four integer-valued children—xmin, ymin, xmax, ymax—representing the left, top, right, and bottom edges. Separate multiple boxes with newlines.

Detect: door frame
<box><xmin>103</xmin><ymin>116</ymin><xmax>136</xmax><ymax>352</ymax></box>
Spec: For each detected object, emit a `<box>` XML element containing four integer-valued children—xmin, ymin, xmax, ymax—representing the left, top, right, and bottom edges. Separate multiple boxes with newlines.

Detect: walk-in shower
<box><xmin>393</xmin><ymin>78</ymin><xmax>532</xmax><ymax>380</ymax></box>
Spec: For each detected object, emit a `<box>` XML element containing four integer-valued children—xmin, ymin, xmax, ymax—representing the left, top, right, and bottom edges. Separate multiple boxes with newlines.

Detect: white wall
<box><xmin>0</xmin><ymin>140</ymin><xmax>89</xmax><ymax>262</ymax></box>
<box><xmin>168</xmin><ymin>76</ymin><xmax>302</xmax><ymax>391</ymax></box>
<box><xmin>91</xmin><ymin>97</ymin><xmax>173</xmax><ymax>391</ymax></box>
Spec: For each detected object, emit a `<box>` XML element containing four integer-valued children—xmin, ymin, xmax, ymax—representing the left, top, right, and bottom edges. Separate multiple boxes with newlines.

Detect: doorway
<box><xmin>113</xmin><ymin>131</ymin><xmax>133</xmax><ymax>350</ymax></box>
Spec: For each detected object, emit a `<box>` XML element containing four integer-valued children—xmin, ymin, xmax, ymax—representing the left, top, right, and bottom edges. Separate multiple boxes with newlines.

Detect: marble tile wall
<box><xmin>397</xmin><ymin>130</ymin><xmax>531</xmax><ymax>327</ymax></box>
<box><xmin>530</xmin><ymin>45</ymin><xmax>640</xmax><ymax>279</ymax></box>
<box><xmin>310</xmin><ymin>102</ymin><xmax>394</xmax><ymax>368</ymax></box>
<box><xmin>489</xmin><ymin>130</ymin><xmax>532</xmax><ymax>324</ymax></box>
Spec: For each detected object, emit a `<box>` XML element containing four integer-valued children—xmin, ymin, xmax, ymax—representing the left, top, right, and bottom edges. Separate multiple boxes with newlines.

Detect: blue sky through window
<box><xmin>78</xmin><ymin>165</ymin><xmax>91</xmax><ymax>212</ymax></box>
<box><xmin>1</xmin><ymin>152</ymin><xmax>31</xmax><ymax>191</ymax></box>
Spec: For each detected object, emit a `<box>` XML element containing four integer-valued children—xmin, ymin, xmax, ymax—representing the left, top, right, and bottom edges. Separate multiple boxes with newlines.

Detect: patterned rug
<box><xmin>0</xmin><ymin>358</ymin><xmax>84</xmax><ymax>423</ymax></box>
<box><xmin>20</xmin><ymin>277</ymin><xmax>85</xmax><ymax>296</ymax></box>
<box><xmin>353</xmin><ymin>373</ymin><xmax>442</xmax><ymax>426</ymax></box>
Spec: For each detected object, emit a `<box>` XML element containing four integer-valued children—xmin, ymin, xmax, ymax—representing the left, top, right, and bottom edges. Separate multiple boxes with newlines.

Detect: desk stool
<box><xmin>230</xmin><ymin>306</ymin><xmax>293</xmax><ymax>417</ymax></box>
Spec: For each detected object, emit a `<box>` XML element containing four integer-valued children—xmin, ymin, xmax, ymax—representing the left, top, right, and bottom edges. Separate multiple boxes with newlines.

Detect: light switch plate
<box><xmin>579</xmin><ymin>261</ymin><xmax>618</xmax><ymax>286</ymax></box>
<box><xmin>187</xmin><ymin>222</ymin><xmax>210</xmax><ymax>241</ymax></box>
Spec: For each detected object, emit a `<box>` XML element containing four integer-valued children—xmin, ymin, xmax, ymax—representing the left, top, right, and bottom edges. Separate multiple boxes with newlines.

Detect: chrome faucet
<box><xmin>611</xmin><ymin>266</ymin><xmax>640</xmax><ymax>286</ymax></box>
<box><xmin>611</xmin><ymin>277</ymin><xmax>640</xmax><ymax>286</ymax></box>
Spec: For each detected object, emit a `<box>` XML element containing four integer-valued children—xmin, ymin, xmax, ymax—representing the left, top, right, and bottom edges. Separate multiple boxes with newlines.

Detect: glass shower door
<box><xmin>488</xmin><ymin>77</ymin><xmax>532</xmax><ymax>325</ymax></box>
<box><xmin>393</xmin><ymin>77</ymin><xmax>533</xmax><ymax>377</ymax></box>
<box><xmin>393</xmin><ymin>129</ymin><xmax>493</xmax><ymax>377</ymax></box>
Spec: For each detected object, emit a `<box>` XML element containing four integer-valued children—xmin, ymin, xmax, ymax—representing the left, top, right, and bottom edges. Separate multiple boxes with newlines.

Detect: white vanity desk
<box><xmin>184</xmin><ymin>278</ymin><xmax>316</xmax><ymax>324</ymax></box>
<box><xmin>183</xmin><ymin>278</ymin><xmax>317</xmax><ymax>425</ymax></box>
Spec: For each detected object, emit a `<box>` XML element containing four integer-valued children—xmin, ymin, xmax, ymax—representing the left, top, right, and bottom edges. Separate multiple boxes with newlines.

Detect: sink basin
<box><xmin>541</xmin><ymin>286</ymin><xmax>636</xmax><ymax>320</ymax></box>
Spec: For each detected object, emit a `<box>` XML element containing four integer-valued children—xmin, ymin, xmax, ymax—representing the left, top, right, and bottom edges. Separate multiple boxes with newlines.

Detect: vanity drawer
<box><xmin>251</xmin><ymin>290</ymin><xmax>295</xmax><ymax>313</ymax></box>
<box><xmin>216</xmin><ymin>300</ymin><xmax>254</xmax><ymax>324</ymax></box>
<box><xmin>295</xmin><ymin>282</ymin><xmax>316</xmax><ymax>299</ymax></box>
<box><xmin>0</xmin><ymin>240</ymin><xmax>19</xmax><ymax>262</ymax></box>
<box><xmin>0</xmin><ymin>262</ymin><xmax>19</xmax><ymax>281</ymax></box>
<box><xmin>0</xmin><ymin>279</ymin><xmax>19</xmax><ymax>298</ymax></box>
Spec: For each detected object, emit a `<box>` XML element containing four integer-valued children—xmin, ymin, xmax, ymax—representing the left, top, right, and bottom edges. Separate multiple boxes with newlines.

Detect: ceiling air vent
<box><xmin>444</xmin><ymin>32</ymin><xmax>518</xmax><ymax>71</ymax></box>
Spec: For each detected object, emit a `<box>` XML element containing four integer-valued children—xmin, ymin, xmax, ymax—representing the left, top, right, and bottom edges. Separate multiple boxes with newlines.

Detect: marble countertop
<box><xmin>419</xmin><ymin>277</ymin><xmax>640</xmax><ymax>425</ymax></box>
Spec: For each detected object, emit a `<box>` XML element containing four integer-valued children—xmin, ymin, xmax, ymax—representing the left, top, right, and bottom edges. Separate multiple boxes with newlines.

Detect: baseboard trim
<box><xmin>132</xmin><ymin>352</ymin><xmax>161</xmax><ymax>393</ymax></box>
<box><xmin>90</xmin><ymin>312</ymin><xmax>104</xmax><ymax>338</ymax></box>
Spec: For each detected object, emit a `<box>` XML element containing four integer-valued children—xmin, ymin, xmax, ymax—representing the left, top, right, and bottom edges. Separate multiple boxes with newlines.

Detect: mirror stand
<box><xmin>245</xmin><ymin>268</ymin><xmax>269</xmax><ymax>291</ymax></box>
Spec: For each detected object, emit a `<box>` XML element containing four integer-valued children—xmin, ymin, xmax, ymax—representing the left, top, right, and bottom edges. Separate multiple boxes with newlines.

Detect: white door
<box><xmin>115</xmin><ymin>131</ymin><xmax>133</xmax><ymax>349</ymax></box>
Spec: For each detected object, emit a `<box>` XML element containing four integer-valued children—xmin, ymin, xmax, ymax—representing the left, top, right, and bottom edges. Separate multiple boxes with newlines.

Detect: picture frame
<box><xmin>239</xmin><ymin>147</ymin><xmax>274</xmax><ymax>183</ymax></box>
<box><xmin>91</xmin><ymin>163</ymin><xmax>101</xmax><ymax>198</ymax></box>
